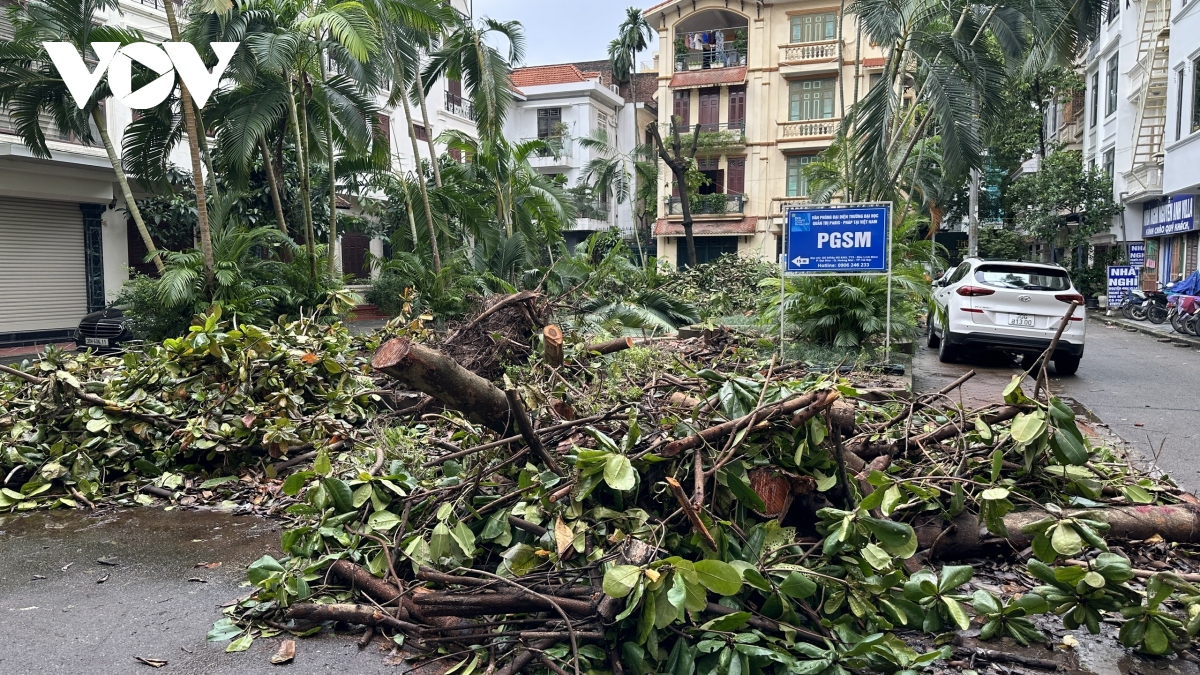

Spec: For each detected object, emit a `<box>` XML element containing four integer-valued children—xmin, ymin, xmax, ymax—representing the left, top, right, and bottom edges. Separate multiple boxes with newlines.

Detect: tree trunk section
<box><xmin>259</xmin><ymin>136</ymin><xmax>291</xmax><ymax>260</ymax></box>
<box><xmin>413</xmin><ymin>65</ymin><xmax>442</xmax><ymax>188</ymax></box>
<box><xmin>400</xmin><ymin>86</ymin><xmax>442</xmax><ymax>273</ymax></box>
<box><xmin>286</xmin><ymin>76</ymin><xmax>317</xmax><ymax>278</ymax></box>
<box><xmin>585</xmin><ymin>336</ymin><xmax>633</xmax><ymax>355</ymax></box>
<box><xmin>543</xmin><ymin>324</ymin><xmax>564</xmax><ymax>367</ymax></box>
<box><xmin>371</xmin><ymin>338</ymin><xmax>511</xmax><ymax>433</ymax></box>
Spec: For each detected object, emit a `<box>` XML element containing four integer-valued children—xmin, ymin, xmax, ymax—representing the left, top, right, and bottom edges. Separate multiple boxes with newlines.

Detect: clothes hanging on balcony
<box><xmin>714</xmin><ymin>30</ymin><xmax>726</xmax><ymax>65</ymax></box>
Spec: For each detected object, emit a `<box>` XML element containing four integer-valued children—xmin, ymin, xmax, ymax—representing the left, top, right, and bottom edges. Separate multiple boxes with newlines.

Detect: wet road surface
<box><xmin>914</xmin><ymin>315</ymin><xmax>1200</xmax><ymax>493</ymax></box>
<box><xmin>0</xmin><ymin>508</ymin><xmax>403</xmax><ymax>674</ymax></box>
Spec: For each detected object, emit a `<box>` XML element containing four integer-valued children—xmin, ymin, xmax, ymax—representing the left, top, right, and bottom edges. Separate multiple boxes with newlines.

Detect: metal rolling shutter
<box><xmin>0</xmin><ymin>198</ymin><xmax>87</xmax><ymax>333</ymax></box>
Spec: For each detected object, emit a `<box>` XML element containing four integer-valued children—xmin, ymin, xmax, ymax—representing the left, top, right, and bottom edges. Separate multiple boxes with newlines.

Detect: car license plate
<box><xmin>1008</xmin><ymin>314</ymin><xmax>1034</xmax><ymax>327</ymax></box>
<box><xmin>84</xmin><ymin>337</ymin><xmax>109</xmax><ymax>347</ymax></box>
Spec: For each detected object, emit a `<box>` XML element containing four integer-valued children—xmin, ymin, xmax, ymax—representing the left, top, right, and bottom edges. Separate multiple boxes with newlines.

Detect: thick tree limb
<box><xmin>584</xmin><ymin>337</ymin><xmax>634</xmax><ymax>356</ymax></box>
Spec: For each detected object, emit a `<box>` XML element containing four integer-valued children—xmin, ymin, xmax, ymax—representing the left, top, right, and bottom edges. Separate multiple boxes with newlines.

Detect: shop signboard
<box><xmin>1143</xmin><ymin>195</ymin><xmax>1195</xmax><ymax>238</ymax></box>
<box><xmin>783</xmin><ymin>204</ymin><xmax>890</xmax><ymax>274</ymax></box>
<box><xmin>1128</xmin><ymin>243</ymin><xmax>1145</xmax><ymax>267</ymax></box>
<box><xmin>1107</xmin><ymin>265</ymin><xmax>1139</xmax><ymax>308</ymax></box>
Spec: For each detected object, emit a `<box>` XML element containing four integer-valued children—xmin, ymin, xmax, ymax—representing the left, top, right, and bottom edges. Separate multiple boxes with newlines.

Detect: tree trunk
<box><xmin>413</xmin><ymin>65</ymin><xmax>442</xmax><ymax>188</ymax></box>
<box><xmin>647</xmin><ymin>121</ymin><xmax>701</xmax><ymax>267</ymax></box>
<box><xmin>193</xmin><ymin>106</ymin><xmax>218</xmax><ymax>202</ymax></box>
<box><xmin>400</xmin><ymin>87</ymin><xmax>442</xmax><ymax>273</ymax></box>
<box><xmin>163</xmin><ymin>0</ymin><xmax>214</xmax><ymax>290</ymax></box>
<box><xmin>91</xmin><ymin>107</ymin><xmax>164</xmax><ymax>274</ymax></box>
<box><xmin>371</xmin><ymin>338</ymin><xmax>511</xmax><ymax>433</ymax></box>
<box><xmin>543</xmin><ymin>324</ymin><xmax>564</xmax><ymax>367</ymax></box>
<box><xmin>286</xmin><ymin>76</ymin><xmax>317</xmax><ymax>279</ymax></box>
<box><xmin>321</xmin><ymin>50</ymin><xmax>338</xmax><ymax>278</ymax></box>
<box><xmin>258</xmin><ymin>136</ymin><xmax>291</xmax><ymax>261</ymax></box>
<box><xmin>584</xmin><ymin>336</ymin><xmax>634</xmax><ymax>355</ymax></box>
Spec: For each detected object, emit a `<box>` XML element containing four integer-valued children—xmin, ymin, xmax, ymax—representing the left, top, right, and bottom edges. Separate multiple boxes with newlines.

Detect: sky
<box><xmin>470</xmin><ymin>0</ymin><xmax>660</xmax><ymax>67</ymax></box>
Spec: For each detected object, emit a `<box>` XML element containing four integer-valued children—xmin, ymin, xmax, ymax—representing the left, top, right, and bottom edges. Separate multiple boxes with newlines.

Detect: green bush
<box><xmin>761</xmin><ymin>274</ymin><xmax>925</xmax><ymax>348</ymax></box>
<box><xmin>662</xmin><ymin>254</ymin><xmax>775</xmax><ymax>320</ymax></box>
<box><xmin>365</xmin><ymin>272</ymin><xmax>413</xmax><ymax>317</ymax></box>
<box><xmin>117</xmin><ymin>274</ymin><xmax>194</xmax><ymax>341</ymax></box>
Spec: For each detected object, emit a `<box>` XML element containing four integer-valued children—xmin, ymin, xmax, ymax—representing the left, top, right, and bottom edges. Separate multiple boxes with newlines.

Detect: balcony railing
<box><xmin>779</xmin><ymin>118</ymin><xmax>839</xmax><ymax>141</ymax></box>
<box><xmin>663</xmin><ymin>121</ymin><xmax>746</xmax><ymax>152</ymax></box>
<box><xmin>573</xmin><ymin>198</ymin><xmax>610</xmax><ymax>221</ymax></box>
<box><xmin>128</xmin><ymin>0</ymin><xmax>179</xmax><ymax>10</ymax></box>
<box><xmin>523</xmin><ymin>136</ymin><xmax>573</xmax><ymax>160</ymax></box>
<box><xmin>777</xmin><ymin>197</ymin><xmax>812</xmax><ymax>213</ymax></box>
<box><xmin>667</xmin><ymin>193</ymin><xmax>746</xmax><ymax>216</ymax></box>
<box><xmin>780</xmin><ymin>40</ymin><xmax>839</xmax><ymax>64</ymax></box>
<box><xmin>444</xmin><ymin>92</ymin><xmax>474</xmax><ymax>120</ymax></box>
<box><xmin>674</xmin><ymin>48</ymin><xmax>746</xmax><ymax>72</ymax></box>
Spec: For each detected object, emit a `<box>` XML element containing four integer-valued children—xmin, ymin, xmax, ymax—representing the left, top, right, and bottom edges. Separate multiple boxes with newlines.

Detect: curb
<box><xmin>1090</xmin><ymin>311</ymin><xmax>1200</xmax><ymax>349</ymax></box>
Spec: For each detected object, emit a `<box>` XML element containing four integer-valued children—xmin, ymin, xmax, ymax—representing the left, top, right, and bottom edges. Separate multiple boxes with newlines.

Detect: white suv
<box><xmin>928</xmin><ymin>259</ymin><xmax>1086</xmax><ymax>375</ymax></box>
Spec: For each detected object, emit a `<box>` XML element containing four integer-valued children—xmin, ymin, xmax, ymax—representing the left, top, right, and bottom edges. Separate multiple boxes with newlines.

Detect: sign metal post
<box><xmin>780</xmin><ymin>203</ymin><xmax>894</xmax><ymax>362</ymax></box>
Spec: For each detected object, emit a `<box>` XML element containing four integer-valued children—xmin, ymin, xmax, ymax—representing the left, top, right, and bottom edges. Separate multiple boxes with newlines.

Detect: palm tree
<box><xmin>578</xmin><ymin>128</ymin><xmax>656</xmax><ymax>263</ymax></box>
<box><xmin>0</xmin><ymin>0</ymin><xmax>165</xmax><ymax>273</ymax></box>
<box><xmin>608</xmin><ymin>8</ymin><xmax>652</xmax><ymax>107</ymax></box>
<box><xmin>423</xmin><ymin>17</ymin><xmax>525</xmax><ymax>142</ymax></box>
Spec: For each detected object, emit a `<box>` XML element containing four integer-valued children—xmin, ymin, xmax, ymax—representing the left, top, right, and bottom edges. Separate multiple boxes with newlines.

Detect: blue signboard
<box><xmin>784</xmin><ymin>204</ymin><xmax>890</xmax><ymax>274</ymax></box>
<box><xmin>1128</xmin><ymin>243</ymin><xmax>1145</xmax><ymax>268</ymax></box>
<box><xmin>1107</xmin><ymin>265</ymin><xmax>1138</xmax><ymax>308</ymax></box>
<box><xmin>1143</xmin><ymin>195</ymin><xmax>1195</xmax><ymax>238</ymax></box>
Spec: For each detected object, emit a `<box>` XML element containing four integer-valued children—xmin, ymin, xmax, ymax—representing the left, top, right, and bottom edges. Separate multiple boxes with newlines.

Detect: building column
<box><xmin>81</xmin><ymin>203</ymin><xmax>105</xmax><ymax>313</ymax></box>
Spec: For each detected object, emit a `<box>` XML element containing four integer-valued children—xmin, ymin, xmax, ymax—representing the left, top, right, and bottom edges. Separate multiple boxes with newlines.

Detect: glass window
<box><xmin>790</xmin><ymin>13</ymin><xmax>837</xmax><ymax>43</ymax></box>
<box><xmin>1105</xmin><ymin>55</ymin><xmax>1118</xmax><ymax>117</ymax></box>
<box><xmin>1090</xmin><ymin>72</ymin><xmax>1098</xmax><ymax>128</ymax></box>
<box><xmin>413</xmin><ymin>124</ymin><xmax>427</xmax><ymax>141</ymax></box>
<box><xmin>1192</xmin><ymin>59</ymin><xmax>1200</xmax><ymax>134</ymax></box>
<box><xmin>1178</xmin><ymin>68</ymin><xmax>1186</xmax><ymax>140</ymax></box>
<box><xmin>537</xmin><ymin>108</ymin><xmax>562</xmax><ymax>138</ymax></box>
<box><xmin>868</xmin><ymin>72</ymin><xmax>883</xmax><ymax>90</ymax></box>
<box><xmin>786</xmin><ymin>155</ymin><xmax>814</xmax><ymax>197</ymax></box>
<box><xmin>948</xmin><ymin>262</ymin><xmax>972</xmax><ymax>284</ymax></box>
<box><xmin>974</xmin><ymin>264</ymin><xmax>1071</xmax><ymax>291</ymax></box>
<box><xmin>789</xmin><ymin>78</ymin><xmax>836</xmax><ymax>121</ymax></box>
<box><xmin>1103</xmin><ymin>147</ymin><xmax>1115</xmax><ymax>177</ymax></box>
<box><xmin>1106</xmin><ymin>0</ymin><xmax>1118</xmax><ymax>22</ymax></box>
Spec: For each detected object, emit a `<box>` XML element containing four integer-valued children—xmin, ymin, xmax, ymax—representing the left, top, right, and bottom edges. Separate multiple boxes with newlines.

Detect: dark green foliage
<box><xmin>660</xmin><ymin>254</ymin><xmax>776</xmax><ymax>320</ymax></box>
<box><xmin>978</xmin><ymin>227</ymin><xmax>1032</xmax><ymax>261</ymax></box>
<box><xmin>117</xmin><ymin>275</ymin><xmax>194</xmax><ymax>342</ymax></box>
<box><xmin>1009</xmin><ymin>150</ymin><xmax>1122</xmax><ymax>248</ymax></box>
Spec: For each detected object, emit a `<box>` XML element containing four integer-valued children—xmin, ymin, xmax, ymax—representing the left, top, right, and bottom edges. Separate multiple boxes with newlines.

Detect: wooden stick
<box><xmin>878</xmin><ymin>370</ymin><xmax>976</xmax><ymax>431</ymax></box>
<box><xmin>661</xmin><ymin>391</ymin><xmax>824</xmax><ymax>458</ymax></box>
<box><xmin>506</xmin><ymin>389</ymin><xmax>561</xmax><ymax>474</ymax></box>
<box><xmin>665</xmin><ymin>477</ymin><xmax>717</xmax><ymax>550</ymax></box>
<box><xmin>584</xmin><ymin>337</ymin><xmax>634</xmax><ymax>355</ymax></box>
<box><xmin>421</xmin><ymin>410</ymin><xmax>621</xmax><ymax>468</ymax></box>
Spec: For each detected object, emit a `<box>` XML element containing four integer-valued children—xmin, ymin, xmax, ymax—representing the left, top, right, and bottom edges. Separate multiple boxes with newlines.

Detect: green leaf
<box><xmin>246</xmin><ymin>555</ymin><xmax>285</xmax><ymax>585</ymax></box>
<box><xmin>778</xmin><ymin>571</ymin><xmax>817</xmax><ymax>598</ymax></box>
<box><xmin>719</xmin><ymin>467</ymin><xmax>767</xmax><ymax>512</ymax></box>
<box><xmin>324</xmin><ymin>478</ymin><xmax>354</xmax><ymax>513</ymax></box>
<box><xmin>693</xmin><ymin>559</ymin><xmax>742</xmax><ymax>596</ymax></box>
<box><xmin>1121</xmin><ymin>485</ymin><xmax>1154</xmax><ymax>504</ymax></box>
<box><xmin>1010</xmin><ymin>413</ymin><xmax>1047</xmax><ymax>445</ymax></box>
<box><xmin>603</xmin><ymin>454</ymin><xmax>636</xmax><ymax>491</ymax></box>
<box><xmin>974</xmin><ymin>416</ymin><xmax>994</xmax><ymax>442</ymax></box>
<box><xmin>1143</xmin><ymin>619</ymin><xmax>1170</xmax><ymax>655</ymax></box>
<box><xmin>862</xmin><ymin>517</ymin><xmax>918</xmax><ymax>558</ymax></box>
<box><xmin>880</xmin><ymin>485</ymin><xmax>903</xmax><ymax>516</ymax></box>
<box><xmin>313</xmin><ymin>448</ymin><xmax>332</xmax><ymax>476</ymax></box>
<box><xmin>198</xmin><ymin>476</ymin><xmax>238</xmax><ymax>489</ymax></box>
<box><xmin>603</xmin><ymin>565</ymin><xmax>642</xmax><ymax>598</ymax></box>
<box><xmin>808</xmin><ymin>416</ymin><xmax>827</xmax><ymax>445</ymax></box>
<box><xmin>698</xmin><ymin>611</ymin><xmax>751</xmax><ymax>632</ymax></box>
<box><xmin>207</xmin><ymin>618</ymin><xmax>242</xmax><ymax>642</ymax></box>
<box><xmin>226</xmin><ymin>633</ymin><xmax>254</xmax><ymax>652</ymax></box>
<box><xmin>1002</xmin><ymin>375</ymin><xmax>1030</xmax><ymax>405</ymax></box>
<box><xmin>971</xmin><ymin>590</ymin><xmax>1001</xmax><ymax>615</ymax></box>
<box><xmin>980</xmin><ymin>487</ymin><xmax>1009</xmax><ymax>501</ymax></box>
<box><xmin>282</xmin><ymin>471</ymin><xmax>313</xmax><ymax>496</ymax></box>
<box><xmin>1050</xmin><ymin>523</ymin><xmax>1083</xmax><ymax>556</ymax></box>
<box><xmin>368</xmin><ymin>510</ymin><xmax>402</xmax><ymax>532</ymax></box>
<box><xmin>938</xmin><ymin>565</ymin><xmax>974</xmax><ymax>592</ymax></box>
<box><xmin>450</xmin><ymin>521</ymin><xmax>476</xmax><ymax>558</ymax></box>
<box><xmin>1050</xmin><ymin>429</ymin><xmax>1088</xmax><ymax>466</ymax></box>
<box><xmin>860</xmin><ymin>543</ymin><xmax>893</xmax><ymax>571</ymax></box>
<box><xmin>942</xmin><ymin>596</ymin><xmax>971</xmax><ymax>630</ymax></box>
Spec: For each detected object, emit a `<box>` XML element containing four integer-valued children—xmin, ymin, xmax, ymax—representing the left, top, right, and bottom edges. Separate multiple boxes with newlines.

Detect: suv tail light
<box><xmin>955</xmin><ymin>286</ymin><xmax>995</xmax><ymax>297</ymax></box>
<box><xmin>1055</xmin><ymin>293</ymin><xmax>1085</xmax><ymax>304</ymax></box>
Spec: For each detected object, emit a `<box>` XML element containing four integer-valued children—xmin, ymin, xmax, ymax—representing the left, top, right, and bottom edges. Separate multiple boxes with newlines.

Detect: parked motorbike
<box><xmin>1144</xmin><ymin>289</ymin><xmax>1170</xmax><ymax>324</ymax></box>
<box><xmin>1121</xmin><ymin>290</ymin><xmax>1148</xmax><ymax>321</ymax></box>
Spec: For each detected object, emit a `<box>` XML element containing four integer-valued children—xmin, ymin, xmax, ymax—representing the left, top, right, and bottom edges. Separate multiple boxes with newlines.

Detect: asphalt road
<box><xmin>914</xmin><ymin>316</ymin><xmax>1200</xmax><ymax>494</ymax></box>
<box><xmin>0</xmin><ymin>508</ymin><xmax>406</xmax><ymax>675</ymax></box>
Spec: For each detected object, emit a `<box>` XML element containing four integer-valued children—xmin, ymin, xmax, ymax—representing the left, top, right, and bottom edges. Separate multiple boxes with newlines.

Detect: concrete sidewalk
<box><xmin>1088</xmin><ymin>308</ymin><xmax>1200</xmax><ymax>350</ymax></box>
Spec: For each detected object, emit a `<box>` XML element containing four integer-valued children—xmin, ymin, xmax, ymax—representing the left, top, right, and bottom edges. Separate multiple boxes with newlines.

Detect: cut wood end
<box><xmin>665</xmin><ymin>477</ymin><xmax>681</xmax><ymax>488</ymax></box>
<box><xmin>370</xmin><ymin>338</ymin><xmax>413</xmax><ymax>370</ymax></box>
<box><xmin>543</xmin><ymin>325</ymin><xmax>563</xmax><ymax>341</ymax></box>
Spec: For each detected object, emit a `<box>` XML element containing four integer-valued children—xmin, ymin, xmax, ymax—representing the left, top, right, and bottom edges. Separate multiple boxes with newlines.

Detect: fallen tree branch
<box><xmin>665</xmin><ymin>477</ymin><xmax>717</xmax><ymax>550</ymax></box>
<box><xmin>506</xmin><ymin>388</ymin><xmax>561</xmax><ymax>474</ymax></box>
<box><xmin>284</xmin><ymin>603</ymin><xmax>420</xmax><ymax>633</ymax></box>
<box><xmin>584</xmin><ymin>337</ymin><xmax>634</xmax><ymax>355</ymax></box>
<box><xmin>662</xmin><ymin>390</ymin><xmax>834</xmax><ymax>458</ymax></box>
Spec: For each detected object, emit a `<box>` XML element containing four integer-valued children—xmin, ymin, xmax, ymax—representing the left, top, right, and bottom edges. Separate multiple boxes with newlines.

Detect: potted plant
<box><xmin>674</xmin><ymin>35</ymin><xmax>687</xmax><ymax>70</ymax></box>
<box><xmin>732</xmin><ymin>29</ymin><xmax>748</xmax><ymax>65</ymax></box>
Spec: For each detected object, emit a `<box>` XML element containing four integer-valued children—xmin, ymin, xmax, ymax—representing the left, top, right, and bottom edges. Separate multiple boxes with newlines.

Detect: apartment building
<box><xmin>504</xmin><ymin>63</ymin><xmax>657</xmax><ymax>252</ymax></box>
<box><xmin>1157</xmin><ymin>0</ymin><xmax>1200</xmax><ymax>286</ymax></box>
<box><xmin>643</xmin><ymin>0</ymin><xmax>882</xmax><ymax>267</ymax></box>
<box><xmin>0</xmin><ymin>0</ymin><xmax>475</xmax><ymax>348</ymax></box>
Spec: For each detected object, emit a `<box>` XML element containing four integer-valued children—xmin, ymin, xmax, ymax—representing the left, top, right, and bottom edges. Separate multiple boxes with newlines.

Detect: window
<box><xmin>449</xmin><ymin>147</ymin><xmax>463</xmax><ymax>162</ymax></box>
<box><xmin>537</xmin><ymin>108</ymin><xmax>562</xmax><ymax>138</ymax></box>
<box><xmin>1105</xmin><ymin>55</ymin><xmax>1118</xmax><ymax>117</ymax></box>
<box><xmin>698</xmin><ymin>88</ymin><xmax>720</xmax><ymax>131</ymax></box>
<box><xmin>1178</xmin><ymin>68</ymin><xmax>1186</xmax><ymax>141</ymax></box>
<box><xmin>596</xmin><ymin>110</ymin><xmax>612</xmax><ymax>129</ymax></box>
<box><xmin>727</xmin><ymin>157</ymin><xmax>745</xmax><ymax>194</ymax></box>
<box><xmin>728</xmin><ymin>86</ymin><xmax>746</xmax><ymax>130</ymax></box>
<box><xmin>790</xmin><ymin>12</ymin><xmax>837</xmax><ymax>43</ymax></box>
<box><xmin>673</xmin><ymin>90</ymin><xmax>690</xmax><ymax>129</ymax></box>
<box><xmin>868</xmin><ymin>72</ymin><xmax>883</xmax><ymax>90</ymax></box>
<box><xmin>786</xmin><ymin>155</ymin><xmax>814</xmax><ymax>197</ymax></box>
<box><xmin>1103</xmin><ymin>147</ymin><xmax>1115</xmax><ymax>177</ymax></box>
<box><xmin>1090</xmin><ymin>72</ymin><xmax>1099</xmax><ymax>128</ymax></box>
<box><xmin>789</xmin><ymin>79</ymin><xmax>836</xmax><ymax>121</ymax></box>
<box><xmin>1192</xmin><ymin>58</ymin><xmax>1200</xmax><ymax>134</ymax></box>
<box><xmin>948</xmin><ymin>262</ymin><xmax>971</xmax><ymax>284</ymax></box>
<box><xmin>682</xmin><ymin>236</ymin><xmax>739</xmax><ymax>266</ymax></box>
<box><xmin>1106</xmin><ymin>0</ymin><xmax>1118</xmax><ymax>23</ymax></box>
<box><xmin>413</xmin><ymin>124</ymin><xmax>428</xmax><ymax>141</ymax></box>
<box><xmin>377</xmin><ymin>113</ymin><xmax>391</xmax><ymax>147</ymax></box>
<box><xmin>973</xmin><ymin>264</ymin><xmax>1071</xmax><ymax>291</ymax></box>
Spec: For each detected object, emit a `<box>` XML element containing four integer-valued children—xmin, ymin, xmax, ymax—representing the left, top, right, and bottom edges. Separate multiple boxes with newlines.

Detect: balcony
<box><xmin>572</xmin><ymin>197</ymin><xmax>610</xmax><ymax>225</ymax></box>
<box><xmin>1123</xmin><ymin>163</ymin><xmax>1164</xmax><ymax>202</ymax></box>
<box><xmin>444</xmin><ymin>92</ymin><xmax>474</xmax><ymax>120</ymax></box>
<box><xmin>674</xmin><ymin>48</ymin><xmax>746</xmax><ymax>72</ymax></box>
<box><xmin>780</xmin><ymin>40</ymin><xmax>839</xmax><ymax>64</ymax></box>
<box><xmin>667</xmin><ymin>193</ymin><xmax>746</xmax><ymax>216</ymax></box>
<box><xmin>523</xmin><ymin>136</ymin><xmax>573</xmax><ymax>171</ymax></box>
<box><xmin>778</xmin><ymin>118</ymin><xmax>839</xmax><ymax>143</ymax></box>
<box><xmin>663</xmin><ymin>121</ymin><xmax>746</xmax><ymax>154</ymax></box>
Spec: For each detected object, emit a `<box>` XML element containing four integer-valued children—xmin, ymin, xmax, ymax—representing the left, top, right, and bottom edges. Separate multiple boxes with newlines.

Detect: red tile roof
<box><xmin>645</xmin><ymin>0</ymin><xmax>678</xmax><ymax>14</ymax></box>
<box><xmin>654</xmin><ymin>216</ymin><xmax>758</xmax><ymax>237</ymax></box>
<box><xmin>668</xmin><ymin>66</ymin><xmax>747</xmax><ymax>90</ymax></box>
<box><xmin>511</xmin><ymin>64</ymin><xmax>589</xmax><ymax>88</ymax></box>
<box><xmin>862</xmin><ymin>57</ymin><xmax>886</xmax><ymax>67</ymax></box>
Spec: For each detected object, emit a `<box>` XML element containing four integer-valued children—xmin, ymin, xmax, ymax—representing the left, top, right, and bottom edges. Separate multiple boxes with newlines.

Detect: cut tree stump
<box><xmin>372</xmin><ymin>338</ymin><xmax>512</xmax><ymax>434</ymax></box>
<box><xmin>543</xmin><ymin>325</ymin><xmax>564</xmax><ymax>368</ymax></box>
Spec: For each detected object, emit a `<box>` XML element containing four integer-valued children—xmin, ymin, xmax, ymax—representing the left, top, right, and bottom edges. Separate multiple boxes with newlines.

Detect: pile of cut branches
<box><xmin>214</xmin><ymin>317</ymin><xmax>1200</xmax><ymax>672</ymax></box>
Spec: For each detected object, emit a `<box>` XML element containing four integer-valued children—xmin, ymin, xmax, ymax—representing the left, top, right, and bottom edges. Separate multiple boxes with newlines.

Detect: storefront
<box><xmin>1142</xmin><ymin>194</ymin><xmax>1197</xmax><ymax>290</ymax></box>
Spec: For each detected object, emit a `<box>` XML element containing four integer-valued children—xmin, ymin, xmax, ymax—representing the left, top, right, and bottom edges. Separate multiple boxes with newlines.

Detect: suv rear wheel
<box><xmin>937</xmin><ymin>330</ymin><xmax>957</xmax><ymax>363</ymax></box>
<box><xmin>1053</xmin><ymin>354</ymin><xmax>1081</xmax><ymax>376</ymax></box>
<box><xmin>926</xmin><ymin>317</ymin><xmax>941</xmax><ymax>348</ymax></box>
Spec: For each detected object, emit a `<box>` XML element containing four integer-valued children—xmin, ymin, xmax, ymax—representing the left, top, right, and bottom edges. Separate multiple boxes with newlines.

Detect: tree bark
<box><xmin>920</xmin><ymin>504</ymin><xmax>1200</xmax><ymax>560</ymax></box>
<box><xmin>849</xmin><ymin>404</ymin><xmax>1024</xmax><ymax>459</ymax></box>
<box><xmin>286</xmin><ymin>75</ymin><xmax>317</xmax><ymax>279</ymax></box>
<box><xmin>400</xmin><ymin>83</ymin><xmax>442</xmax><ymax>273</ymax></box>
<box><xmin>163</xmin><ymin>0</ymin><xmax>214</xmax><ymax>290</ymax></box>
<box><xmin>91</xmin><ymin>107</ymin><xmax>164</xmax><ymax>274</ymax></box>
<box><xmin>413</xmin><ymin>64</ymin><xmax>442</xmax><ymax>188</ymax></box>
<box><xmin>647</xmin><ymin>121</ymin><xmax>702</xmax><ymax>267</ymax></box>
<box><xmin>371</xmin><ymin>338</ymin><xmax>511</xmax><ymax>433</ymax></box>
<box><xmin>543</xmin><ymin>325</ymin><xmax>564</xmax><ymax>368</ymax></box>
<box><xmin>258</xmin><ymin>137</ymin><xmax>291</xmax><ymax>261</ymax></box>
<box><xmin>285</xmin><ymin>603</ymin><xmax>419</xmax><ymax>633</ymax></box>
<box><xmin>584</xmin><ymin>336</ymin><xmax>633</xmax><ymax>355</ymax></box>
<box><xmin>320</xmin><ymin>49</ymin><xmax>338</xmax><ymax>278</ymax></box>
<box><xmin>330</xmin><ymin>559</ymin><xmax>402</xmax><ymax>605</ymax></box>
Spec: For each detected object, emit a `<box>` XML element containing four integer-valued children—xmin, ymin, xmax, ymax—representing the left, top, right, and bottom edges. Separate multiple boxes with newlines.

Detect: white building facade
<box><xmin>0</xmin><ymin>0</ymin><xmax>475</xmax><ymax>348</ymax></box>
